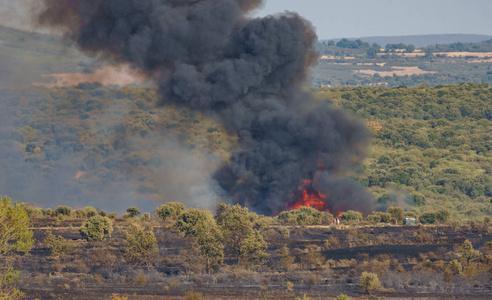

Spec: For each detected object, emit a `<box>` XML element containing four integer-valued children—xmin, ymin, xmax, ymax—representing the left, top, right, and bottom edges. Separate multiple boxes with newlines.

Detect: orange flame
<box><xmin>289</xmin><ymin>179</ymin><xmax>330</xmax><ymax>212</ymax></box>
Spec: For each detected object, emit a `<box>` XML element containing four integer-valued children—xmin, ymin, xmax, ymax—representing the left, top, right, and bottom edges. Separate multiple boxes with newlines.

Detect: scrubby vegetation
<box><xmin>2</xmin><ymin>83</ymin><xmax>489</xmax><ymax>220</ymax></box>
<box><xmin>0</xmin><ymin>200</ymin><xmax>490</xmax><ymax>299</ymax></box>
<box><xmin>315</xmin><ymin>83</ymin><xmax>491</xmax><ymax>221</ymax></box>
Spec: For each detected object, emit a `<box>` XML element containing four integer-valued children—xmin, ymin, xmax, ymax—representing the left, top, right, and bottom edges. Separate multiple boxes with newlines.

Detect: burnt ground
<box><xmin>8</xmin><ymin>218</ymin><xmax>492</xmax><ymax>299</ymax></box>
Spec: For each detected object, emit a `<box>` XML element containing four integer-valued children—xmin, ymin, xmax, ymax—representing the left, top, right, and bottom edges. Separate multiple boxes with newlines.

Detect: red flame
<box><xmin>287</xmin><ymin>158</ymin><xmax>332</xmax><ymax>212</ymax></box>
<box><xmin>289</xmin><ymin>179</ymin><xmax>330</xmax><ymax>212</ymax></box>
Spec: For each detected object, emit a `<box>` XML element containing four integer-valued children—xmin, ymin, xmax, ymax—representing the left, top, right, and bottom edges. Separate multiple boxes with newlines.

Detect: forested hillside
<box><xmin>0</xmin><ymin>84</ymin><xmax>233</xmax><ymax>212</ymax></box>
<box><xmin>315</xmin><ymin>83</ymin><xmax>491</xmax><ymax>220</ymax></box>
<box><xmin>0</xmin><ymin>83</ymin><xmax>490</xmax><ymax>220</ymax></box>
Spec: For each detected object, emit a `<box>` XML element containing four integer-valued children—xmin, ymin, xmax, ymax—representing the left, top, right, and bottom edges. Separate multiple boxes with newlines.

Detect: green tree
<box><xmin>459</xmin><ymin>239</ymin><xmax>481</xmax><ymax>262</ymax></box>
<box><xmin>80</xmin><ymin>215</ymin><xmax>113</xmax><ymax>241</ymax></box>
<box><xmin>215</xmin><ymin>204</ymin><xmax>253</xmax><ymax>258</ymax></box>
<box><xmin>0</xmin><ymin>196</ymin><xmax>34</xmax><ymax>299</ymax></box>
<box><xmin>155</xmin><ymin>202</ymin><xmax>186</xmax><ymax>222</ymax></box>
<box><xmin>126</xmin><ymin>207</ymin><xmax>141</xmax><ymax>218</ymax></box>
<box><xmin>387</xmin><ymin>206</ymin><xmax>404</xmax><ymax>225</ymax></box>
<box><xmin>83</xmin><ymin>206</ymin><xmax>98</xmax><ymax>218</ymax></box>
<box><xmin>55</xmin><ymin>205</ymin><xmax>72</xmax><ymax>216</ymax></box>
<box><xmin>44</xmin><ymin>230</ymin><xmax>73</xmax><ymax>259</ymax></box>
<box><xmin>277</xmin><ymin>207</ymin><xmax>333</xmax><ymax>225</ymax></box>
<box><xmin>340</xmin><ymin>210</ymin><xmax>362</xmax><ymax>223</ymax></box>
<box><xmin>175</xmin><ymin>209</ymin><xmax>224</xmax><ymax>273</ymax></box>
<box><xmin>277</xmin><ymin>246</ymin><xmax>295</xmax><ymax>271</ymax></box>
<box><xmin>124</xmin><ymin>222</ymin><xmax>158</xmax><ymax>265</ymax></box>
<box><xmin>239</xmin><ymin>229</ymin><xmax>268</xmax><ymax>269</ymax></box>
<box><xmin>366</xmin><ymin>211</ymin><xmax>391</xmax><ymax>224</ymax></box>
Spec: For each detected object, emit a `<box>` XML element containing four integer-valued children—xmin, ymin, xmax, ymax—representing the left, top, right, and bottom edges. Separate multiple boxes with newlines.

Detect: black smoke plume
<box><xmin>37</xmin><ymin>0</ymin><xmax>373</xmax><ymax>215</ymax></box>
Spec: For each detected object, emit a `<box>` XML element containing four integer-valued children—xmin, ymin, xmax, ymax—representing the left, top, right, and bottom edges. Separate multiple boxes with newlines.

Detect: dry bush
<box><xmin>325</xmin><ymin>236</ymin><xmax>340</xmax><ymax>249</ymax></box>
<box><xmin>359</xmin><ymin>271</ymin><xmax>382</xmax><ymax>293</ymax></box>
<box><xmin>109</xmin><ymin>294</ymin><xmax>128</xmax><ymax>300</ymax></box>
<box><xmin>135</xmin><ymin>275</ymin><xmax>147</xmax><ymax>285</ymax></box>
<box><xmin>415</xmin><ymin>227</ymin><xmax>433</xmax><ymax>243</ymax></box>
<box><xmin>52</xmin><ymin>262</ymin><xmax>66</xmax><ymax>273</ymax></box>
<box><xmin>305</xmin><ymin>244</ymin><xmax>322</xmax><ymax>253</ymax></box>
<box><xmin>92</xmin><ymin>249</ymin><xmax>117</xmax><ymax>268</ymax></box>
<box><xmin>279</xmin><ymin>226</ymin><xmax>290</xmax><ymax>238</ymax></box>
<box><xmin>91</xmin><ymin>273</ymin><xmax>103</xmax><ymax>284</ymax></box>
<box><xmin>185</xmin><ymin>291</ymin><xmax>203</xmax><ymax>300</ymax></box>
<box><xmin>337</xmin><ymin>259</ymin><xmax>357</xmax><ymax>268</ymax></box>
<box><xmin>231</xmin><ymin>266</ymin><xmax>257</xmax><ymax>284</ymax></box>
<box><xmin>286</xmin><ymin>281</ymin><xmax>294</xmax><ymax>292</ymax></box>
<box><xmin>325</xmin><ymin>259</ymin><xmax>336</xmax><ymax>268</ymax></box>
<box><xmin>262</xmin><ymin>228</ymin><xmax>278</xmax><ymax>240</ymax></box>
<box><xmin>70</xmin><ymin>259</ymin><xmax>90</xmax><ymax>274</ymax></box>
<box><xmin>163</xmin><ymin>285</ymin><xmax>170</xmax><ymax>294</ymax></box>
<box><xmin>277</xmin><ymin>247</ymin><xmax>295</xmax><ymax>271</ymax></box>
<box><xmin>299</xmin><ymin>252</ymin><xmax>325</xmax><ymax>270</ymax></box>
<box><xmin>304</xmin><ymin>274</ymin><xmax>319</xmax><ymax>286</ymax></box>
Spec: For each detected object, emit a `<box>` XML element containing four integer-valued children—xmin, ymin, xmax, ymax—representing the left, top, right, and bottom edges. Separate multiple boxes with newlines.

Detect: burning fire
<box><xmin>289</xmin><ymin>179</ymin><xmax>330</xmax><ymax>212</ymax></box>
<box><xmin>288</xmin><ymin>158</ymin><xmax>331</xmax><ymax>212</ymax></box>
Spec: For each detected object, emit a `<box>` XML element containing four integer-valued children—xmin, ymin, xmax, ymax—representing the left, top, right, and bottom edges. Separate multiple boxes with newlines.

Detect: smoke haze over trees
<box><xmin>33</xmin><ymin>0</ymin><xmax>373</xmax><ymax>215</ymax></box>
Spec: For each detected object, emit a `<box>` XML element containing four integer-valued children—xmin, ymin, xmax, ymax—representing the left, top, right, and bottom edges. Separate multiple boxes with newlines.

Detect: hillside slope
<box><xmin>315</xmin><ymin>83</ymin><xmax>491</xmax><ymax>220</ymax></box>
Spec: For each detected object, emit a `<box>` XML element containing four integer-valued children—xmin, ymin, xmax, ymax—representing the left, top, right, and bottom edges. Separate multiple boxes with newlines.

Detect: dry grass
<box><xmin>35</xmin><ymin>65</ymin><xmax>147</xmax><ymax>87</ymax></box>
<box><xmin>354</xmin><ymin>66</ymin><xmax>437</xmax><ymax>77</ymax></box>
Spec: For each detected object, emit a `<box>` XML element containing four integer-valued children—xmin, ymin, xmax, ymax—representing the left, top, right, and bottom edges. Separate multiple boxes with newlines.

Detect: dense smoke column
<box><xmin>37</xmin><ymin>0</ymin><xmax>373</xmax><ymax>215</ymax></box>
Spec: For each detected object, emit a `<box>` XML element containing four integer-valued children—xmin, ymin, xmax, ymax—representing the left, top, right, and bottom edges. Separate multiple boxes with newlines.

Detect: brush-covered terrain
<box><xmin>1</xmin><ymin>83</ymin><xmax>490</xmax><ymax>220</ymax></box>
<box><xmin>3</xmin><ymin>200</ymin><xmax>492</xmax><ymax>300</ymax></box>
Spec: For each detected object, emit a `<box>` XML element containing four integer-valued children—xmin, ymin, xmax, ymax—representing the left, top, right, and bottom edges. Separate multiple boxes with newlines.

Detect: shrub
<box><xmin>175</xmin><ymin>209</ymin><xmax>224</xmax><ymax>272</ymax></box>
<box><xmin>420</xmin><ymin>209</ymin><xmax>451</xmax><ymax>224</ymax></box>
<box><xmin>44</xmin><ymin>231</ymin><xmax>73</xmax><ymax>258</ymax></box>
<box><xmin>366</xmin><ymin>211</ymin><xmax>391</xmax><ymax>224</ymax></box>
<box><xmin>141</xmin><ymin>213</ymin><xmax>151</xmax><ymax>222</ymax></box>
<box><xmin>80</xmin><ymin>216</ymin><xmax>113</xmax><ymax>241</ymax></box>
<box><xmin>340</xmin><ymin>210</ymin><xmax>362</xmax><ymax>223</ymax></box>
<box><xmin>21</xmin><ymin>203</ymin><xmax>43</xmax><ymax>218</ymax></box>
<box><xmin>109</xmin><ymin>294</ymin><xmax>128</xmax><ymax>300</ymax></box>
<box><xmin>286</xmin><ymin>281</ymin><xmax>294</xmax><ymax>292</ymax></box>
<box><xmin>136</xmin><ymin>275</ymin><xmax>147</xmax><ymax>285</ymax></box>
<box><xmin>279</xmin><ymin>226</ymin><xmax>290</xmax><ymax>237</ymax></box>
<box><xmin>419</xmin><ymin>212</ymin><xmax>436</xmax><ymax>224</ymax></box>
<box><xmin>43</xmin><ymin>208</ymin><xmax>54</xmax><ymax>217</ymax></box>
<box><xmin>386</xmin><ymin>206</ymin><xmax>404</xmax><ymax>225</ymax></box>
<box><xmin>155</xmin><ymin>202</ymin><xmax>186</xmax><ymax>221</ymax></box>
<box><xmin>278</xmin><ymin>247</ymin><xmax>295</xmax><ymax>271</ymax></box>
<box><xmin>277</xmin><ymin>207</ymin><xmax>333</xmax><ymax>225</ymax></box>
<box><xmin>239</xmin><ymin>229</ymin><xmax>268</xmax><ymax>269</ymax></box>
<box><xmin>83</xmin><ymin>206</ymin><xmax>98</xmax><ymax>218</ymax></box>
<box><xmin>74</xmin><ymin>209</ymin><xmax>87</xmax><ymax>219</ymax></box>
<box><xmin>216</xmin><ymin>204</ymin><xmax>253</xmax><ymax>258</ymax></box>
<box><xmin>107</xmin><ymin>212</ymin><xmax>117</xmax><ymax>219</ymax></box>
<box><xmin>459</xmin><ymin>239</ymin><xmax>481</xmax><ymax>261</ymax></box>
<box><xmin>126</xmin><ymin>207</ymin><xmax>141</xmax><ymax>218</ymax></box>
<box><xmin>124</xmin><ymin>222</ymin><xmax>158</xmax><ymax>265</ymax></box>
<box><xmin>359</xmin><ymin>271</ymin><xmax>381</xmax><ymax>293</ymax></box>
<box><xmin>184</xmin><ymin>291</ymin><xmax>203</xmax><ymax>300</ymax></box>
<box><xmin>336</xmin><ymin>294</ymin><xmax>353</xmax><ymax>300</ymax></box>
<box><xmin>55</xmin><ymin>206</ymin><xmax>72</xmax><ymax>217</ymax></box>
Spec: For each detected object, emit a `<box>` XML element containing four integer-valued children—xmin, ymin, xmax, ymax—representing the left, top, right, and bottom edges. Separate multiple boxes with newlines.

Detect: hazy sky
<box><xmin>253</xmin><ymin>0</ymin><xmax>492</xmax><ymax>39</ymax></box>
<box><xmin>1</xmin><ymin>0</ymin><xmax>491</xmax><ymax>40</ymax></box>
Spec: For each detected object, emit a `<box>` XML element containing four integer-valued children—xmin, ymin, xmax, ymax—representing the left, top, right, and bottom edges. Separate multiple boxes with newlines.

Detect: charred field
<box><xmin>9</xmin><ymin>214</ymin><xmax>492</xmax><ymax>300</ymax></box>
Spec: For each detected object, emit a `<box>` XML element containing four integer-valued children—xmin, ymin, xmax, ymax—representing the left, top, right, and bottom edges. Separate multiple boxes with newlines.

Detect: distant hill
<box><xmin>0</xmin><ymin>25</ymin><xmax>90</xmax><ymax>88</ymax></box>
<box><xmin>323</xmin><ymin>34</ymin><xmax>492</xmax><ymax>48</ymax></box>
